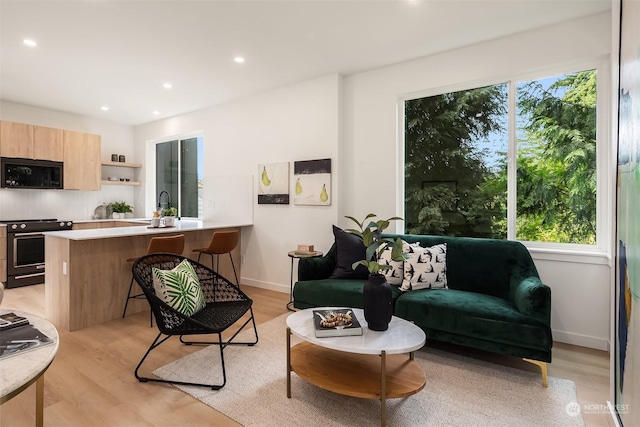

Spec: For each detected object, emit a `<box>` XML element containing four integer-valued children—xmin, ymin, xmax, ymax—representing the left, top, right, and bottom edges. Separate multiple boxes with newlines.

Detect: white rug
<box><xmin>154</xmin><ymin>314</ymin><xmax>584</xmax><ymax>427</ymax></box>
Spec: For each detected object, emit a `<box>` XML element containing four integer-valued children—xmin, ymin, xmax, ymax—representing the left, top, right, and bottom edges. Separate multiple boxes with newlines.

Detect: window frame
<box><xmin>397</xmin><ymin>57</ymin><xmax>612</xmax><ymax>263</ymax></box>
<box><xmin>145</xmin><ymin>130</ymin><xmax>204</xmax><ymax>219</ymax></box>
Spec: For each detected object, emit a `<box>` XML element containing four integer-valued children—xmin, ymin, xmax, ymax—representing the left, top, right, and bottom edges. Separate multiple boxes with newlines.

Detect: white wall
<box><xmin>134</xmin><ymin>74</ymin><xmax>341</xmax><ymax>292</ymax></box>
<box><xmin>0</xmin><ymin>101</ymin><xmax>137</xmax><ymax>220</ymax></box>
<box><xmin>342</xmin><ymin>12</ymin><xmax>612</xmax><ymax>350</ymax></box>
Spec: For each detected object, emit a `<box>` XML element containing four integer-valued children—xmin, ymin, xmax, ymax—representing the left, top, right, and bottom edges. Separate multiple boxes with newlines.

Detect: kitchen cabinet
<box><xmin>63</xmin><ymin>130</ymin><xmax>101</xmax><ymax>190</ymax></box>
<box><xmin>0</xmin><ymin>121</ymin><xmax>63</xmax><ymax>161</ymax></box>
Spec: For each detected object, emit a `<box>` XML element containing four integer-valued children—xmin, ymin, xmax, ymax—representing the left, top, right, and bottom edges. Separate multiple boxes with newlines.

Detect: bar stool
<box><xmin>192</xmin><ymin>230</ymin><xmax>240</xmax><ymax>287</ymax></box>
<box><xmin>122</xmin><ymin>234</ymin><xmax>185</xmax><ymax>326</ymax></box>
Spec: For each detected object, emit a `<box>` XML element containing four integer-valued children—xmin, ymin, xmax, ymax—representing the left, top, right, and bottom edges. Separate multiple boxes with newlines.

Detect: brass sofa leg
<box><xmin>523</xmin><ymin>358</ymin><xmax>548</xmax><ymax>388</ymax></box>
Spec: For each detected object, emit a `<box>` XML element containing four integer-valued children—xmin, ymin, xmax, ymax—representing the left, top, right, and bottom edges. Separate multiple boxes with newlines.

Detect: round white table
<box><xmin>286</xmin><ymin>308</ymin><xmax>426</xmax><ymax>427</ymax></box>
<box><xmin>0</xmin><ymin>309</ymin><xmax>59</xmax><ymax>427</ymax></box>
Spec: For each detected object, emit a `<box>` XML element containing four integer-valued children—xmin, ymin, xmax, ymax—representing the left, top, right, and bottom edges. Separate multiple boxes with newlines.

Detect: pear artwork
<box><xmin>295</xmin><ymin>178</ymin><xmax>303</xmax><ymax>195</ymax></box>
<box><xmin>261</xmin><ymin>166</ymin><xmax>271</xmax><ymax>187</ymax></box>
<box><xmin>320</xmin><ymin>183</ymin><xmax>329</xmax><ymax>202</ymax></box>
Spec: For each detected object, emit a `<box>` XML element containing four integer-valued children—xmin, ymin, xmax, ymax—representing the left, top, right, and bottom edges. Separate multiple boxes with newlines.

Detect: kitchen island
<box><xmin>45</xmin><ymin>219</ymin><xmax>251</xmax><ymax>331</ymax></box>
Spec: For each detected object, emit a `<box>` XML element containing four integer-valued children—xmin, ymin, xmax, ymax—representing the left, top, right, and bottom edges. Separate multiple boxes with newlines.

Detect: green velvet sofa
<box><xmin>293</xmin><ymin>233</ymin><xmax>553</xmax><ymax>383</ymax></box>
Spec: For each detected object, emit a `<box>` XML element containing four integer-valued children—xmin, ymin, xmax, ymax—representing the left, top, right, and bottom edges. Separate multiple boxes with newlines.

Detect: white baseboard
<box><xmin>552</xmin><ymin>329</ymin><xmax>610</xmax><ymax>351</ymax></box>
<box><xmin>241</xmin><ymin>277</ymin><xmax>289</xmax><ymax>294</ymax></box>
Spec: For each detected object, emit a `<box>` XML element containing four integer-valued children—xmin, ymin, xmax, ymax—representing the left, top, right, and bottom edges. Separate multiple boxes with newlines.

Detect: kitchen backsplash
<box><xmin>0</xmin><ymin>187</ymin><xmax>138</xmax><ymax>221</ymax></box>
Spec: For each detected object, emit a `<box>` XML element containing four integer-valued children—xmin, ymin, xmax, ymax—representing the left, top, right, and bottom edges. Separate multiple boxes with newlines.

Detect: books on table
<box><xmin>0</xmin><ymin>312</ymin><xmax>29</xmax><ymax>330</ymax></box>
<box><xmin>0</xmin><ymin>313</ymin><xmax>54</xmax><ymax>360</ymax></box>
<box><xmin>313</xmin><ymin>308</ymin><xmax>363</xmax><ymax>338</ymax></box>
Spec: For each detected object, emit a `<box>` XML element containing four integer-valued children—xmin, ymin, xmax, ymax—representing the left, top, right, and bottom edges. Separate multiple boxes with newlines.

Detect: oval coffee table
<box><xmin>286</xmin><ymin>307</ymin><xmax>426</xmax><ymax>427</ymax></box>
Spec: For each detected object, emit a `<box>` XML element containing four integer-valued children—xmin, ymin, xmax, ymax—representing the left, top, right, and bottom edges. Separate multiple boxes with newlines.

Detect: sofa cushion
<box><xmin>329</xmin><ymin>225</ymin><xmax>369</xmax><ymax>280</ymax></box>
<box><xmin>379</xmin><ymin>245</ymin><xmax>404</xmax><ymax>285</ymax></box>
<box><xmin>395</xmin><ymin>289</ymin><xmax>552</xmax><ymax>351</ymax></box>
<box><xmin>293</xmin><ymin>278</ymin><xmax>404</xmax><ymax>310</ymax></box>
<box><xmin>400</xmin><ymin>243</ymin><xmax>447</xmax><ymax>291</ymax></box>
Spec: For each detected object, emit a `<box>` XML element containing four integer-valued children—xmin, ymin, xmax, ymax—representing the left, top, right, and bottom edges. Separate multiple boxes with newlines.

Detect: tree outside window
<box><xmin>404</xmin><ymin>69</ymin><xmax>597</xmax><ymax>245</ymax></box>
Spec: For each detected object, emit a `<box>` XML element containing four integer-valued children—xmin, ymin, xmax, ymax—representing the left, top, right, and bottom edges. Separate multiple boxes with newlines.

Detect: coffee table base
<box><xmin>286</xmin><ymin>329</ymin><xmax>426</xmax><ymax>426</ymax></box>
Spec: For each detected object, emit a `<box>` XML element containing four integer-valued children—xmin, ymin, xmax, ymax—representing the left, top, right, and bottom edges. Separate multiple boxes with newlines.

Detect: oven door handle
<box><xmin>13</xmin><ymin>232</ymin><xmax>45</xmax><ymax>237</ymax></box>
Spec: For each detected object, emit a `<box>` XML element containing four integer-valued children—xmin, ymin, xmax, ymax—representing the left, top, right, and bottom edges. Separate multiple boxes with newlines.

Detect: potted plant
<box><xmin>161</xmin><ymin>206</ymin><xmax>178</xmax><ymax>226</ymax></box>
<box><xmin>108</xmin><ymin>201</ymin><xmax>133</xmax><ymax>219</ymax></box>
<box><xmin>344</xmin><ymin>213</ymin><xmax>407</xmax><ymax>331</ymax></box>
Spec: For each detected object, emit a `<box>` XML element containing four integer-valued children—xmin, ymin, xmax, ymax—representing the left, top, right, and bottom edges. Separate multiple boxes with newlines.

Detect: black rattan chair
<box><xmin>131</xmin><ymin>253</ymin><xmax>258</xmax><ymax>390</ymax></box>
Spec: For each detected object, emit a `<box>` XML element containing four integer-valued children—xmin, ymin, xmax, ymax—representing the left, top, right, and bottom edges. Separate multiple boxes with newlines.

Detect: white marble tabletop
<box><xmin>44</xmin><ymin>219</ymin><xmax>253</xmax><ymax>241</ymax></box>
<box><xmin>287</xmin><ymin>307</ymin><xmax>426</xmax><ymax>355</ymax></box>
<box><xmin>0</xmin><ymin>309</ymin><xmax>59</xmax><ymax>401</ymax></box>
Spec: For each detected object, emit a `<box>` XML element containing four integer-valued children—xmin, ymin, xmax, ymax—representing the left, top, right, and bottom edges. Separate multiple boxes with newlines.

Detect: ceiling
<box><xmin>0</xmin><ymin>0</ymin><xmax>612</xmax><ymax>126</ymax></box>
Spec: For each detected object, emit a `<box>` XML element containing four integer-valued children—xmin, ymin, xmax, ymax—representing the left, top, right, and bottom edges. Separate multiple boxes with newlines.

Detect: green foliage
<box><xmin>404</xmin><ymin>84</ymin><xmax>507</xmax><ymax>238</ymax></box>
<box><xmin>344</xmin><ymin>214</ymin><xmax>407</xmax><ymax>274</ymax></box>
<box><xmin>404</xmin><ymin>70</ymin><xmax>597</xmax><ymax>245</ymax></box>
<box><xmin>162</xmin><ymin>206</ymin><xmax>178</xmax><ymax>217</ymax></box>
<box><xmin>108</xmin><ymin>201</ymin><xmax>133</xmax><ymax>213</ymax></box>
<box><xmin>515</xmin><ymin>70</ymin><xmax>597</xmax><ymax>244</ymax></box>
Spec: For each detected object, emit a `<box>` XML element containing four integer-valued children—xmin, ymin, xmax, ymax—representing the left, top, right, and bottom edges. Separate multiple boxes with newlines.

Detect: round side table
<box><xmin>287</xmin><ymin>250</ymin><xmax>322</xmax><ymax>311</ymax></box>
<box><xmin>0</xmin><ymin>309</ymin><xmax>59</xmax><ymax>427</ymax></box>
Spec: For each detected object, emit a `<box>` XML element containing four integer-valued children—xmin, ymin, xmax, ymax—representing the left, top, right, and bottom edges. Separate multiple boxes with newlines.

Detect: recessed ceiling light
<box><xmin>234</xmin><ymin>57</ymin><xmax>245</xmax><ymax>63</ymax></box>
<box><xmin>23</xmin><ymin>39</ymin><xmax>37</xmax><ymax>47</ymax></box>
<box><xmin>101</xmin><ymin>106</ymin><xmax>109</xmax><ymax>111</ymax></box>
<box><xmin>163</xmin><ymin>83</ymin><xmax>172</xmax><ymax>89</ymax></box>
<box><xmin>153</xmin><ymin>111</ymin><xmax>160</xmax><ymax>115</ymax></box>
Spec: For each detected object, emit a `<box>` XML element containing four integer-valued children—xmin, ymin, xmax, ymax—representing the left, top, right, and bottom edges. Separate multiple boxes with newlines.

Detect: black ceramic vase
<box><xmin>363</xmin><ymin>273</ymin><xmax>393</xmax><ymax>331</ymax></box>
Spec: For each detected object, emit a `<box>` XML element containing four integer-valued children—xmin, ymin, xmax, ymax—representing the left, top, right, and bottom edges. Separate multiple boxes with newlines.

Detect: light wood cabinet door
<box><xmin>0</xmin><ymin>121</ymin><xmax>34</xmax><ymax>158</ymax></box>
<box><xmin>63</xmin><ymin>130</ymin><xmax>101</xmax><ymax>190</ymax></box>
<box><xmin>34</xmin><ymin>126</ymin><xmax>64</xmax><ymax>161</ymax></box>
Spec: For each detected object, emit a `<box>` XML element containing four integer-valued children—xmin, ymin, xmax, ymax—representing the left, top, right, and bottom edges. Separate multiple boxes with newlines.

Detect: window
<box><xmin>155</xmin><ymin>136</ymin><xmax>204</xmax><ymax>218</ymax></box>
<box><xmin>404</xmin><ymin>67</ymin><xmax>600</xmax><ymax>248</ymax></box>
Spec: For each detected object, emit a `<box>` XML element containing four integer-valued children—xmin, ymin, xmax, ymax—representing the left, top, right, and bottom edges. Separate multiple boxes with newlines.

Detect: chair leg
<box><xmin>122</xmin><ymin>276</ymin><xmax>135</xmax><ymax>318</ymax></box>
<box><xmin>180</xmin><ymin>307</ymin><xmax>259</xmax><ymax>348</ymax></box>
<box><xmin>229</xmin><ymin>253</ymin><xmax>239</xmax><ymax>287</ymax></box>
<box><xmin>134</xmin><ymin>331</ymin><xmax>228</xmax><ymax>390</ymax></box>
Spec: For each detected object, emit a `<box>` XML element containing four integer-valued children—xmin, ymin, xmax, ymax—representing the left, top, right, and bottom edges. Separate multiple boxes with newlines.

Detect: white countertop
<box><xmin>45</xmin><ymin>219</ymin><xmax>252</xmax><ymax>241</ymax></box>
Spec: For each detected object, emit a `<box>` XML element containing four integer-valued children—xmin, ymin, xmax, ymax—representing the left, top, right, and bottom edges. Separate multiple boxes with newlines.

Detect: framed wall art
<box><xmin>293</xmin><ymin>158</ymin><xmax>331</xmax><ymax>206</ymax></box>
<box><xmin>257</xmin><ymin>162</ymin><xmax>290</xmax><ymax>205</ymax></box>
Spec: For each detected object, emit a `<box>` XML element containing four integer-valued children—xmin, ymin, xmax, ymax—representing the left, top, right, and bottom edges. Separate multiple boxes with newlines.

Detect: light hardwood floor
<box><xmin>1</xmin><ymin>284</ymin><xmax>612</xmax><ymax>426</ymax></box>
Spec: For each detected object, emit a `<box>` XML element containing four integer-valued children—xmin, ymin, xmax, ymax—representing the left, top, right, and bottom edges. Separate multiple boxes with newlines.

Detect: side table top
<box><xmin>0</xmin><ymin>309</ymin><xmax>59</xmax><ymax>401</ymax></box>
<box><xmin>288</xmin><ymin>250</ymin><xmax>323</xmax><ymax>258</ymax></box>
<box><xmin>287</xmin><ymin>307</ymin><xmax>425</xmax><ymax>355</ymax></box>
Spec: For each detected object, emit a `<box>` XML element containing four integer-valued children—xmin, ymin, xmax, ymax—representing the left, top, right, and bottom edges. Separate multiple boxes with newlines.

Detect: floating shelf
<box><xmin>101</xmin><ymin>180</ymin><xmax>141</xmax><ymax>186</ymax></box>
<box><xmin>101</xmin><ymin>161</ymin><xmax>142</xmax><ymax>168</ymax></box>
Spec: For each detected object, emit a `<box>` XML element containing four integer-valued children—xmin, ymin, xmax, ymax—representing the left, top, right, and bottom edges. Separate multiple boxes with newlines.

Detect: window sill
<box><xmin>525</xmin><ymin>245</ymin><xmax>611</xmax><ymax>266</ymax></box>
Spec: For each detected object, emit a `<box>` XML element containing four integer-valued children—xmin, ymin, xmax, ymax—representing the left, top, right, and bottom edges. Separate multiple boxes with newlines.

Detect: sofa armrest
<box><xmin>513</xmin><ymin>277</ymin><xmax>551</xmax><ymax>322</ymax></box>
<box><xmin>297</xmin><ymin>244</ymin><xmax>336</xmax><ymax>281</ymax></box>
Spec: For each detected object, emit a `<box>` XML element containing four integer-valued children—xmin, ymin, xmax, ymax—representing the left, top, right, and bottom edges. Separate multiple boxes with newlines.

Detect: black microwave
<box><xmin>1</xmin><ymin>157</ymin><xmax>64</xmax><ymax>189</ymax></box>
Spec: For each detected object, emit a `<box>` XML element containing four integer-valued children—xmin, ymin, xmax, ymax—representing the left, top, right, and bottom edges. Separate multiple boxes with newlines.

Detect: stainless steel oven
<box><xmin>2</xmin><ymin>219</ymin><xmax>73</xmax><ymax>288</ymax></box>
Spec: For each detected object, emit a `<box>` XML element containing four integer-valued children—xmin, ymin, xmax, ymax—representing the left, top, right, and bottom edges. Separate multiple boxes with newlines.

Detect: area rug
<box><xmin>153</xmin><ymin>314</ymin><xmax>584</xmax><ymax>427</ymax></box>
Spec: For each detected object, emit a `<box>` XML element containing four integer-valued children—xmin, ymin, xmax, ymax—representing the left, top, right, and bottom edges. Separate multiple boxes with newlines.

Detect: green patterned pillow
<box><xmin>152</xmin><ymin>259</ymin><xmax>206</xmax><ymax>316</ymax></box>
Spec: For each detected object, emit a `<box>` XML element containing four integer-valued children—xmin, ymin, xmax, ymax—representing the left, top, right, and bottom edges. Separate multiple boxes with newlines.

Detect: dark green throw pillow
<box><xmin>329</xmin><ymin>225</ymin><xmax>369</xmax><ymax>280</ymax></box>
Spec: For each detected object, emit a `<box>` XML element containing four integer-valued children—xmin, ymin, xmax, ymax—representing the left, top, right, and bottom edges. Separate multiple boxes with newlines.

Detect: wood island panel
<box><xmin>45</xmin><ymin>227</ymin><xmax>241</xmax><ymax>331</ymax></box>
